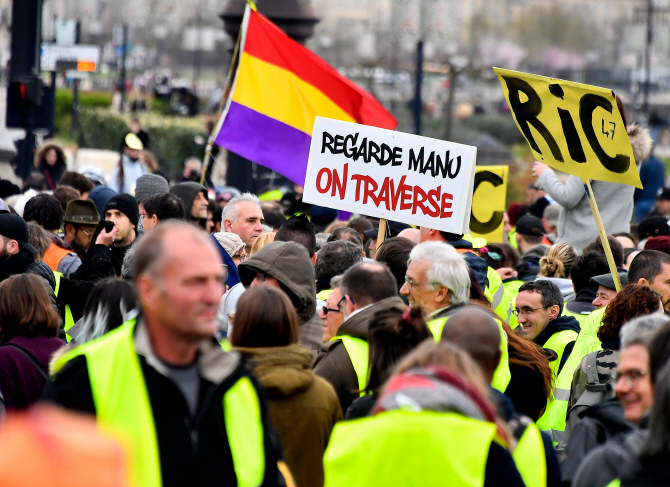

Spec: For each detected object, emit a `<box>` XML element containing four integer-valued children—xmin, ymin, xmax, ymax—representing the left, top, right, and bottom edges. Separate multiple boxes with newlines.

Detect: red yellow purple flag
<box><xmin>214</xmin><ymin>5</ymin><xmax>398</xmax><ymax>186</ymax></box>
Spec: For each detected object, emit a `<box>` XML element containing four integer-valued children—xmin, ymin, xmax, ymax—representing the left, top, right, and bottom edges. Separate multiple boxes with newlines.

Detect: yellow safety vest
<box><xmin>338</xmin><ymin>336</ymin><xmax>369</xmax><ymax>395</ymax></box>
<box><xmin>53</xmin><ymin>271</ymin><xmax>75</xmax><ymax>342</ymax></box>
<box><xmin>561</xmin><ymin>308</ymin><xmax>593</xmax><ymax>327</ymax></box>
<box><xmin>503</xmin><ymin>279</ymin><xmax>524</xmax><ymax>329</ymax></box>
<box><xmin>509</xmin><ymin>228</ymin><xmax>518</xmax><ymax>249</ymax></box>
<box><xmin>513</xmin><ymin>420</ymin><xmax>546</xmax><ymax>487</ymax></box>
<box><xmin>429</xmin><ymin>315</ymin><xmax>511</xmax><ymax>393</ymax></box>
<box><xmin>53</xmin><ymin>319</ymin><xmax>266</xmax><ymax>487</ymax></box>
<box><xmin>324</xmin><ymin>410</ymin><xmax>494</xmax><ymax>487</ymax></box>
<box><xmin>316</xmin><ymin>289</ymin><xmax>333</xmax><ymax>302</ymax></box>
<box><xmin>536</xmin><ymin>328</ymin><xmax>579</xmax><ymax>445</ymax></box>
<box><xmin>484</xmin><ymin>267</ymin><xmax>515</xmax><ymax>326</ymax></box>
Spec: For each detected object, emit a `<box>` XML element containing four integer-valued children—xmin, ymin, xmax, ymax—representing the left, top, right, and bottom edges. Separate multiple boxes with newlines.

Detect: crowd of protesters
<box><xmin>1</xmin><ymin>113</ymin><xmax>670</xmax><ymax>487</ymax></box>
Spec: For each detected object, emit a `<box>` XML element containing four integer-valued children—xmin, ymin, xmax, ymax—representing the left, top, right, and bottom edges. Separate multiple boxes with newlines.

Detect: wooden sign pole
<box><xmin>583</xmin><ymin>179</ymin><xmax>621</xmax><ymax>292</ymax></box>
<box><xmin>377</xmin><ymin>219</ymin><xmax>387</xmax><ymax>249</ymax></box>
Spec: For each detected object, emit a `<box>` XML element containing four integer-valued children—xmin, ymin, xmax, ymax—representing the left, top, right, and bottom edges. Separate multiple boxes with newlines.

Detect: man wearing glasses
<box><xmin>62</xmin><ymin>200</ymin><xmax>100</xmax><ymax>262</ymax></box>
<box><xmin>515</xmin><ymin>280</ymin><xmax>580</xmax><ymax>375</ymax></box>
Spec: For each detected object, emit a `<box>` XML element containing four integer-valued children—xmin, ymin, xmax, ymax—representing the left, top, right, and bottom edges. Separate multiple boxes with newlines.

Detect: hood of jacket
<box><xmin>534</xmin><ymin>314</ymin><xmax>581</xmax><ymax>346</ymax></box>
<box><xmin>235</xmin><ymin>343</ymin><xmax>314</xmax><ymax>398</ymax></box>
<box><xmin>536</xmin><ymin>276</ymin><xmax>576</xmax><ymax>302</ymax></box>
<box><xmin>238</xmin><ymin>241</ymin><xmax>316</xmax><ymax>325</ymax></box>
<box><xmin>337</xmin><ymin>296</ymin><xmax>405</xmax><ymax>338</ymax></box>
<box><xmin>169</xmin><ymin>182</ymin><xmax>207</xmax><ymax>222</ymax></box>
<box><xmin>628</xmin><ymin>124</ymin><xmax>653</xmax><ymax>166</ymax></box>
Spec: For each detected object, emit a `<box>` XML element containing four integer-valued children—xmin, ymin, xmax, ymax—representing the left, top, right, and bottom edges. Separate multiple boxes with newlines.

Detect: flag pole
<box><xmin>200</xmin><ymin>8</ymin><xmax>246</xmax><ymax>187</ymax></box>
<box><xmin>583</xmin><ymin>179</ymin><xmax>621</xmax><ymax>291</ymax></box>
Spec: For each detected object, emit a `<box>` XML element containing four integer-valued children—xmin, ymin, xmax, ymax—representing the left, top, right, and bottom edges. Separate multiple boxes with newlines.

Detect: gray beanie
<box><xmin>214</xmin><ymin>232</ymin><xmax>245</xmax><ymax>257</ymax></box>
<box><xmin>135</xmin><ymin>174</ymin><xmax>169</xmax><ymax>203</ymax></box>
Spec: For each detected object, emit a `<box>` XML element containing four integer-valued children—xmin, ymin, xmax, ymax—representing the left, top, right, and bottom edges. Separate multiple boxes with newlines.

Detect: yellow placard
<box><xmin>470</xmin><ymin>165</ymin><xmax>508</xmax><ymax>243</ymax></box>
<box><xmin>494</xmin><ymin>67</ymin><xmax>642</xmax><ymax>188</ymax></box>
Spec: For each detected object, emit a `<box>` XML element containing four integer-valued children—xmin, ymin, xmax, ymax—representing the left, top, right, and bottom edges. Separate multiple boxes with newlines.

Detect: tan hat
<box><xmin>64</xmin><ymin>199</ymin><xmax>101</xmax><ymax>224</ymax></box>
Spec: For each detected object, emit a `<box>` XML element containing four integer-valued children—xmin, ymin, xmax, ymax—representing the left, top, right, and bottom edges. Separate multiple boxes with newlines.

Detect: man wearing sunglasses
<box><xmin>62</xmin><ymin>200</ymin><xmax>100</xmax><ymax>262</ymax></box>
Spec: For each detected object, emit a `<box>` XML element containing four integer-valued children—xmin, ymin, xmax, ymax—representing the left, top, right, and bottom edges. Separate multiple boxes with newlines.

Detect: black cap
<box><xmin>658</xmin><ymin>188</ymin><xmax>670</xmax><ymax>201</ymax></box>
<box><xmin>364</xmin><ymin>221</ymin><xmax>411</xmax><ymax>239</ymax></box>
<box><xmin>516</xmin><ymin>215</ymin><xmax>545</xmax><ymax>237</ymax></box>
<box><xmin>0</xmin><ymin>214</ymin><xmax>37</xmax><ymax>254</ymax></box>
<box><xmin>103</xmin><ymin>193</ymin><xmax>139</xmax><ymax>229</ymax></box>
<box><xmin>638</xmin><ymin>216</ymin><xmax>670</xmax><ymax>240</ymax></box>
<box><xmin>590</xmin><ymin>272</ymin><xmax>628</xmax><ymax>291</ymax></box>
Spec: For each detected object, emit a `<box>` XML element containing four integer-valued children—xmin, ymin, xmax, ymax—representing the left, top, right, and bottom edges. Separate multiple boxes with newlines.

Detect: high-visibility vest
<box><xmin>536</xmin><ymin>328</ymin><xmax>579</xmax><ymax>446</ymax></box>
<box><xmin>53</xmin><ymin>271</ymin><xmax>74</xmax><ymax>342</ymax></box>
<box><xmin>509</xmin><ymin>228</ymin><xmax>518</xmax><ymax>249</ymax></box>
<box><xmin>561</xmin><ymin>308</ymin><xmax>593</xmax><ymax>327</ymax></box>
<box><xmin>338</xmin><ymin>336</ymin><xmax>369</xmax><ymax>395</ymax></box>
<box><xmin>513</xmin><ymin>420</ymin><xmax>546</xmax><ymax>487</ymax></box>
<box><xmin>485</xmin><ymin>267</ymin><xmax>515</xmax><ymax>325</ymax></box>
<box><xmin>428</xmin><ymin>315</ymin><xmax>511</xmax><ymax>393</ymax></box>
<box><xmin>606</xmin><ymin>480</ymin><xmax>620</xmax><ymax>487</ymax></box>
<box><xmin>316</xmin><ymin>289</ymin><xmax>333</xmax><ymax>302</ymax></box>
<box><xmin>53</xmin><ymin>319</ymin><xmax>266</xmax><ymax>487</ymax></box>
<box><xmin>324</xmin><ymin>410</ymin><xmax>494</xmax><ymax>487</ymax></box>
<box><xmin>503</xmin><ymin>279</ymin><xmax>524</xmax><ymax>329</ymax></box>
<box><xmin>44</xmin><ymin>243</ymin><xmax>72</xmax><ymax>273</ymax></box>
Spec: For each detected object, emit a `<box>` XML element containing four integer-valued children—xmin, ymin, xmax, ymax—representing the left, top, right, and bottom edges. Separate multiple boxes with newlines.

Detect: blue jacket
<box><xmin>635</xmin><ymin>156</ymin><xmax>665</xmax><ymax>201</ymax></box>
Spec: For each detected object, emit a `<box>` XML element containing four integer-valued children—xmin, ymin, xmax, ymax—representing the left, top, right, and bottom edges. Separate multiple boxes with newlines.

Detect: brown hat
<box><xmin>64</xmin><ymin>200</ymin><xmax>101</xmax><ymax>225</ymax></box>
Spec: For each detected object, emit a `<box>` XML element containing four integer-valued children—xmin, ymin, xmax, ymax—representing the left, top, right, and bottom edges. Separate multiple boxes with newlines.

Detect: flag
<box><xmin>214</xmin><ymin>6</ymin><xmax>398</xmax><ymax>186</ymax></box>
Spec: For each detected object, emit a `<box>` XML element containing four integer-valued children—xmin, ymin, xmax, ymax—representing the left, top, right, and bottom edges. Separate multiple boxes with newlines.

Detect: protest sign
<box><xmin>470</xmin><ymin>165</ymin><xmax>508</xmax><ymax>243</ymax></box>
<box><xmin>494</xmin><ymin>67</ymin><xmax>642</xmax><ymax>189</ymax></box>
<box><xmin>303</xmin><ymin>117</ymin><xmax>478</xmax><ymax>234</ymax></box>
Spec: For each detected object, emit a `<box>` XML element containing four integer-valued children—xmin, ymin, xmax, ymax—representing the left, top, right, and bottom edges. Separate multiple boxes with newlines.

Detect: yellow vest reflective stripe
<box><xmin>428</xmin><ymin>316</ymin><xmax>511</xmax><ymax>392</ymax></box>
<box><xmin>53</xmin><ymin>271</ymin><xmax>75</xmax><ymax>342</ymax></box>
<box><xmin>513</xmin><ymin>420</ymin><xmax>546</xmax><ymax>487</ymax></box>
<box><xmin>503</xmin><ymin>280</ymin><xmax>523</xmax><ymax>329</ymax></box>
<box><xmin>606</xmin><ymin>480</ymin><xmax>620</xmax><ymax>487</ymax></box>
<box><xmin>53</xmin><ymin>319</ymin><xmax>265</xmax><ymax>487</ymax></box>
<box><xmin>324</xmin><ymin>410</ymin><xmax>494</xmax><ymax>487</ymax></box>
<box><xmin>339</xmin><ymin>336</ymin><xmax>369</xmax><ymax>395</ymax></box>
<box><xmin>485</xmin><ymin>268</ymin><xmax>514</xmax><ymax>325</ymax></box>
<box><xmin>536</xmin><ymin>328</ymin><xmax>579</xmax><ymax>445</ymax></box>
<box><xmin>316</xmin><ymin>289</ymin><xmax>333</xmax><ymax>301</ymax></box>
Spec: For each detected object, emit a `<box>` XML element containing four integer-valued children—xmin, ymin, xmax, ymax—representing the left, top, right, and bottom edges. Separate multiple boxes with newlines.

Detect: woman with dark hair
<box><xmin>230</xmin><ymin>286</ymin><xmax>341</xmax><ymax>487</ymax></box>
<box><xmin>68</xmin><ymin>278</ymin><xmax>139</xmax><ymax>343</ymax></box>
<box><xmin>34</xmin><ymin>142</ymin><xmax>67</xmax><ymax>190</ymax></box>
<box><xmin>466</xmin><ymin>301</ymin><xmax>554</xmax><ymax>421</ymax></box>
<box><xmin>346</xmin><ymin>305</ymin><xmax>432</xmax><ymax>419</ymax></box>
<box><xmin>0</xmin><ymin>274</ymin><xmax>64</xmax><ymax>410</ymax></box>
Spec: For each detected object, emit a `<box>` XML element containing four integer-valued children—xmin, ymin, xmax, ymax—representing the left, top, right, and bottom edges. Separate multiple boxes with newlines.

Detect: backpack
<box><xmin>560</xmin><ymin>351</ymin><xmax>617</xmax><ymax>452</ymax></box>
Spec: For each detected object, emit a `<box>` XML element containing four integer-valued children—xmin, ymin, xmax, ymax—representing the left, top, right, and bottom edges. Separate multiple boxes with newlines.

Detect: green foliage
<box><xmin>54</xmin><ymin>89</ymin><xmax>113</xmax><ymax>137</ymax></box>
<box><xmin>75</xmin><ymin>108</ymin><xmax>207</xmax><ymax>179</ymax></box>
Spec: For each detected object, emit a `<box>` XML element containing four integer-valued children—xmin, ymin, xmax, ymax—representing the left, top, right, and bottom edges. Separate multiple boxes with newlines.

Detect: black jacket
<box><xmin>561</xmin><ymin>399</ymin><xmax>635</xmax><ymax>486</ymax></box>
<box><xmin>57</xmin><ymin>243</ymin><xmax>117</xmax><ymax>322</ymax></box>
<box><xmin>505</xmin><ymin>361</ymin><xmax>549</xmax><ymax>422</ymax></box>
<box><xmin>42</xmin><ymin>323</ymin><xmax>286</xmax><ymax>487</ymax></box>
<box><xmin>534</xmin><ymin>315</ymin><xmax>581</xmax><ymax>375</ymax></box>
<box><xmin>0</xmin><ymin>250</ymin><xmax>59</xmax><ymax>313</ymax></box>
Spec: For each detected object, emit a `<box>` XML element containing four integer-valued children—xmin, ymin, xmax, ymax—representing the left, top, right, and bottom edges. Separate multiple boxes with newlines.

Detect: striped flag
<box><xmin>214</xmin><ymin>6</ymin><xmax>397</xmax><ymax>186</ymax></box>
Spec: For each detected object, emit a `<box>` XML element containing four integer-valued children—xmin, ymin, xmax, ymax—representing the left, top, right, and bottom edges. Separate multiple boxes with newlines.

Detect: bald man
<box><xmin>441</xmin><ymin>307</ymin><xmax>501</xmax><ymax>384</ymax></box>
<box><xmin>442</xmin><ymin>306</ymin><xmax>561</xmax><ymax>487</ymax></box>
<box><xmin>45</xmin><ymin>221</ymin><xmax>285</xmax><ymax>487</ymax></box>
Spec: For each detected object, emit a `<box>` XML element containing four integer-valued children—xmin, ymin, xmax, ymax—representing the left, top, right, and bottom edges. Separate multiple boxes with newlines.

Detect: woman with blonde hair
<box><xmin>538</xmin><ymin>242</ymin><xmax>578</xmax><ymax>302</ymax></box>
<box><xmin>250</xmin><ymin>231</ymin><xmax>275</xmax><ymax>255</ymax></box>
<box><xmin>324</xmin><ymin>341</ymin><xmax>525</xmax><ymax>487</ymax></box>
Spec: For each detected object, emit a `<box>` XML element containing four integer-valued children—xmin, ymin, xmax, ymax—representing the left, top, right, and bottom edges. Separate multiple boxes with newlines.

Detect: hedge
<box><xmin>75</xmin><ymin>108</ymin><xmax>208</xmax><ymax>180</ymax></box>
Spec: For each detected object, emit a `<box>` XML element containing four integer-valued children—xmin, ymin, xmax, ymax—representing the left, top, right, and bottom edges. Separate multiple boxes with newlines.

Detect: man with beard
<box><xmin>170</xmin><ymin>182</ymin><xmax>209</xmax><ymax>229</ymax></box>
<box><xmin>103</xmin><ymin>194</ymin><xmax>139</xmax><ymax>276</ymax></box>
<box><xmin>62</xmin><ymin>200</ymin><xmax>100</xmax><ymax>261</ymax></box>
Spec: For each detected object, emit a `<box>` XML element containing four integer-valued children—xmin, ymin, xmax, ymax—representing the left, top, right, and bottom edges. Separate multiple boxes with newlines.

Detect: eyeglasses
<box><xmin>233</xmin><ymin>253</ymin><xmax>247</xmax><ymax>262</ymax></box>
<box><xmin>613</xmin><ymin>369</ymin><xmax>648</xmax><ymax>389</ymax></box>
<box><xmin>404</xmin><ymin>276</ymin><xmax>439</xmax><ymax>289</ymax></box>
<box><xmin>77</xmin><ymin>227</ymin><xmax>93</xmax><ymax>238</ymax></box>
<box><xmin>322</xmin><ymin>304</ymin><xmax>341</xmax><ymax>315</ymax></box>
<box><xmin>512</xmin><ymin>306</ymin><xmax>549</xmax><ymax>317</ymax></box>
<box><xmin>336</xmin><ymin>296</ymin><xmax>347</xmax><ymax>313</ymax></box>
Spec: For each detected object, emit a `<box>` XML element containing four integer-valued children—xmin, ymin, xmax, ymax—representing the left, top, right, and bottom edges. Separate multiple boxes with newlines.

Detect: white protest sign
<box><xmin>303</xmin><ymin>117</ymin><xmax>477</xmax><ymax>234</ymax></box>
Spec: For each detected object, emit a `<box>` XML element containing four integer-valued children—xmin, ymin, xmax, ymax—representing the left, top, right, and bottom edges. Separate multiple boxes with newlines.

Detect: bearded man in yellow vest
<box><xmin>313</xmin><ymin>261</ymin><xmax>403</xmax><ymax>413</ymax></box>
<box><xmin>44</xmin><ymin>222</ymin><xmax>286</xmax><ymax>487</ymax></box>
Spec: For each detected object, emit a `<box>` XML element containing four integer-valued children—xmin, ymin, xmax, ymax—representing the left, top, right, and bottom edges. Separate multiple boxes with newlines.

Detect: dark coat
<box><xmin>34</xmin><ymin>143</ymin><xmax>67</xmax><ymax>190</ymax></box>
<box><xmin>0</xmin><ymin>250</ymin><xmax>59</xmax><ymax>314</ymax></box>
<box><xmin>562</xmin><ymin>399</ymin><xmax>635</xmax><ymax>486</ymax></box>
<box><xmin>237</xmin><ymin>344</ymin><xmax>342</xmax><ymax>487</ymax></box>
<box><xmin>313</xmin><ymin>296</ymin><xmax>405</xmax><ymax>412</ymax></box>
<box><xmin>0</xmin><ymin>335</ymin><xmax>65</xmax><ymax>410</ymax></box>
<box><xmin>42</xmin><ymin>321</ymin><xmax>286</xmax><ymax>487</ymax></box>
<box><xmin>505</xmin><ymin>361</ymin><xmax>549</xmax><ymax>422</ymax></box>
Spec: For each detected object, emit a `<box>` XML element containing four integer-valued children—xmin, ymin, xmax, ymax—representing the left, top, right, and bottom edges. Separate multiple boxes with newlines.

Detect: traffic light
<box><xmin>6</xmin><ymin>77</ymin><xmax>43</xmax><ymax>128</ymax></box>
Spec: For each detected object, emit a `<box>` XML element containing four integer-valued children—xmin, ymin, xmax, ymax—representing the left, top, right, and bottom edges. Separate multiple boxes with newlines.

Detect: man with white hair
<box><xmin>399</xmin><ymin>242</ymin><xmax>471</xmax><ymax>338</ymax></box>
<box><xmin>400</xmin><ymin>241</ymin><xmax>512</xmax><ymax>392</ymax></box>
<box><xmin>221</xmin><ymin>193</ymin><xmax>264</xmax><ymax>252</ymax></box>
